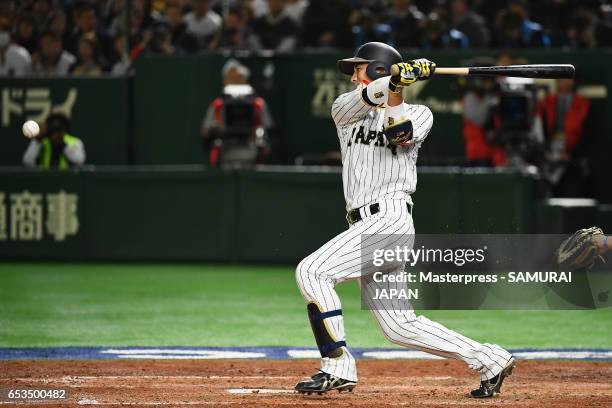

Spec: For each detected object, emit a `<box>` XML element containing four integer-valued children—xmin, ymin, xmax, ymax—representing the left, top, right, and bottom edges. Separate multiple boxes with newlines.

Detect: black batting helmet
<box><xmin>337</xmin><ymin>42</ymin><xmax>403</xmax><ymax>80</ymax></box>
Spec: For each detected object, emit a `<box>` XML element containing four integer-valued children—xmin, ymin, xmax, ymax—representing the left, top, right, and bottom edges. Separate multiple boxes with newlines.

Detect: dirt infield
<box><xmin>1</xmin><ymin>359</ymin><xmax>611</xmax><ymax>407</ymax></box>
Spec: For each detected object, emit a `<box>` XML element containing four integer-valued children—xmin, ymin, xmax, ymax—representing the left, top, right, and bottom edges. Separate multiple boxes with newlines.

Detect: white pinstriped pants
<box><xmin>296</xmin><ymin>199</ymin><xmax>513</xmax><ymax>383</ymax></box>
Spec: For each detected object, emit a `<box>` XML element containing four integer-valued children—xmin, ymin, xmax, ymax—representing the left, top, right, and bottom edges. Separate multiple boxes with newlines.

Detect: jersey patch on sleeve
<box><xmin>361</xmin><ymin>88</ymin><xmax>379</xmax><ymax>107</ymax></box>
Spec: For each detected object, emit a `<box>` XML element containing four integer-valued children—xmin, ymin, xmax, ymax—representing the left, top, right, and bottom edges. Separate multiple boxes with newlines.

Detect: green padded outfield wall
<box><xmin>0</xmin><ymin>167</ymin><xmax>536</xmax><ymax>262</ymax></box>
<box><xmin>0</xmin><ymin>167</ymin><xmax>235</xmax><ymax>261</ymax></box>
<box><xmin>133</xmin><ymin>51</ymin><xmax>612</xmax><ymax>164</ymax></box>
<box><xmin>133</xmin><ymin>56</ymin><xmax>282</xmax><ymax>165</ymax></box>
<box><xmin>235</xmin><ymin>169</ymin><xmax>345</xmax><ymax>262</ymax></box>
<box><xmin>0</xmin><ymin>52</ymin><xmax>608</xmax><ymax>201</ymax></box>
<box><xmin>133</xmin><ymin>50</ymin><xmax>612</xmax><ymax>202</ymax></box>
<box><xmin>0</xmin><ymin>77</ymin><xmax>130</xmax><ymax>166</ymax></box>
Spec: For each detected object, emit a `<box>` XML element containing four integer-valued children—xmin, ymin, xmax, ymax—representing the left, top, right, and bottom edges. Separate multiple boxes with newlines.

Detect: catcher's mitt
<box><xmin>557</xmin><ymin>227</ymin><xmax>605</xmax><ymax>270</ymax></box>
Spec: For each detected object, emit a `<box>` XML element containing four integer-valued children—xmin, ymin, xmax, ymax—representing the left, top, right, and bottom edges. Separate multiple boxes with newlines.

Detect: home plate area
<box><xmin>1</xmin><ymin>348</ymin><xmax>611</xmax><ymax>407</ymax></box>
<box><xmin>2</xmin><ymin>346</ymin><xmax>612</xmax><ymax>360</ymax></box>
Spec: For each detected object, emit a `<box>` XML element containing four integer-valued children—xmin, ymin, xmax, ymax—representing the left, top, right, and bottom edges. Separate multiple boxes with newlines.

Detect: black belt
<box><xmin>346</xmin><ymin>202</ymin><xmax>411</xmax><ymax>225</ymax></box>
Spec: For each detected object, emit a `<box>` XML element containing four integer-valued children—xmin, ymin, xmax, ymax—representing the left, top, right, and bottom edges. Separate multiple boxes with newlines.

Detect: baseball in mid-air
<box><xmin>22</xmin><ymin>120</ymin><xmax>40</xmax><ymax>139</ymax></box>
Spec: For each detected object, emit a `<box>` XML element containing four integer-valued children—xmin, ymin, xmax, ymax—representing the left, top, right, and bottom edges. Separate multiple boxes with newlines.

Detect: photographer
<box><xmin>492</xmin><ymin>77</ymin><xmax>544</xmax><ymax>168</ymax></box>
<box><xmin>537</xmin><ymin>78</ymin><xmax>590</xmax><ymax>196</ymax></box>
<box><xmin>22</xmin><ymin>113</ymin><xmax>86</xmax><ymax>169</ymax></box>
<box><xmin>460</xmin><ymin>58</ymin><xmax>506</xmax><ymax>166</ymax></box>
<box><xmin>200</xmin><ymin>59</ymin><xmax>273</xmax><ymax>168</ymax></box>
<box><xmin>462</xmin><ymin>75</ymin><xmax>505</xmax><ymax>166</ymax></box>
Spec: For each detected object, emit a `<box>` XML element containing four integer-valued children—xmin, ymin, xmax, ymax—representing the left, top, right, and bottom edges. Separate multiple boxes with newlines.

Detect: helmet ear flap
<box><xmin>366</xmin><ymin>61</ymin><xmax>390</xmax><ymax>81</ymax></box>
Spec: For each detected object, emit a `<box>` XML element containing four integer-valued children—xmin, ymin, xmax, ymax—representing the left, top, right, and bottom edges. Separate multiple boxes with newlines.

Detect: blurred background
<box><xmin>1</xmin><ymin>0</ymin><xmax>611</xmax><ymax>262</ymax></box>
<box><xmin>0</xmin><ymin>0</ymin><xmax>611</xmax><ymax>353</ymax></box>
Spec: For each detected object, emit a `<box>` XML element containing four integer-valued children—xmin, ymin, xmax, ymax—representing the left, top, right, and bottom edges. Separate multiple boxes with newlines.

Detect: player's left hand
<box><xmin>388</xmin><ymin>59</ymin><xmax>436</xmax><ymax>92</ymax></box>
<box><xmin>408</xmin><ymin>58</ymin><xmax>436</xmax><ymax>81</ymax></box>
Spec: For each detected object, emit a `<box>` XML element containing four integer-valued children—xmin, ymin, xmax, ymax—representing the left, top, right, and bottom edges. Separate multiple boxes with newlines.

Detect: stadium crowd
<box><xmin>1</xmin><ymin>0</ymin><xmax>612</xmax><ymax>76</ymax></box>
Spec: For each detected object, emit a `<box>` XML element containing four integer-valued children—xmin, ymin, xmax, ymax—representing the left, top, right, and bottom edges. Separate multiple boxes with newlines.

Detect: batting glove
<box><xmin>388</xmin><ymin>62</ymin><xmax>418</xmax><ymax>93</ymax></box>
<box><xmin>388</xmin><ymin>59</ymin><xmax>436</xmax><ymax>93</ymax></box>
<box><xmin>409</xmin><ymin>58</ymin><xmax>436</xmax><ymax>80</ymax></box>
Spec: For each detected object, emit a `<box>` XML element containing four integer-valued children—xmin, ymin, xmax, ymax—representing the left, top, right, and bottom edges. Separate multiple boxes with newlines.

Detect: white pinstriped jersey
<box><xmin>331</xmin><ymin>85</ymin><xmax>434</xmax><ymax>211</ymax></box>
<box><xmin>297</xmin><ymin>76</ymin><xmax>514</xmax><ymax>386</ymax></box>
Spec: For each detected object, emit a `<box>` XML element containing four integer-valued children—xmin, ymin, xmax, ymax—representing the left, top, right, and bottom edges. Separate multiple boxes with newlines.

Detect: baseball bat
<box><xmin>391</xmin><ymin>64</ymin><xmax>575</xmax><ymax>79</ymax></box>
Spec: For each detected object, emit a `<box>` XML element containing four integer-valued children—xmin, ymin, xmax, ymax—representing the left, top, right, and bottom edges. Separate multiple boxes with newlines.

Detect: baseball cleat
<box><xmin>295</xmin><ymin>371</ymin><xmax>357</xmax><ymax>394</ymax></box>
<box><xmin>470</xmin><ymin>357</ymin><xmax>516</xmax><ymax>398</ymax></box>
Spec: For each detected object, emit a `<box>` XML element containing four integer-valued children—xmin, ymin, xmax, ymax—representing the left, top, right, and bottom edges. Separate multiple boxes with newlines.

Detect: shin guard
<box><xmin>307</xmin><ymin>302</ymin><xmax>346</xmax><ymax>358</ymax></box>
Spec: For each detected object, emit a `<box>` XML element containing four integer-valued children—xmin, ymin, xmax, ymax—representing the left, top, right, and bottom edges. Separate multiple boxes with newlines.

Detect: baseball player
<box><xmin>294</xmin><ymin>42</ymin><xmax>515</xmax><ymax>398</ymax></box>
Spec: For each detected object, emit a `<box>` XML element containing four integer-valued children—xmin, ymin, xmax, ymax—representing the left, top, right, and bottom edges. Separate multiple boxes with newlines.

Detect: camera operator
<box><xmin>536</xmin><ymin>78</ymin><xmax>590</xmax><ymax>196</ymax></box>
<box><xmin>491</xmin><ymin>76</ymin><xmax>544</xmax><ymax>168</ymax></box>
<box><xmin>200</xmin><ymin>59</ymin><xmax>273</xmax><ymax>168</ymax></box>
<box><xmin>461</xmin><ymin>74</ymin><xmax>505</xmax><ymax>166</ymax></box>
<box><xmin>460</xmin><ymin>58</ymin><xmax>506</xmax><ymax>166</ymax></box>
<box><xmin>461</xmin><ymin>53</ymin><xmax>548</xmax><ymax>169</ymax></box>
<box><xmin>22</xmin><ymin>113</ymin><xmax>86</xmax><ymax>169</ymax></box>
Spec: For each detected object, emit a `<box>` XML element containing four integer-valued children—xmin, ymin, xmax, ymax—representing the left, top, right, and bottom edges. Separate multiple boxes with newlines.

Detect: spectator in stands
<box><xmin>450</xmin><ymin>0</ymin><xmax>490</xmax><ymax>48</ymax></box>
<box><xmin>209</xmin><ymin>5</ymin><xmax>254</xmax><ymax>52</ymax></box>
<box><xmin>110</xmin><ymin>5</ymin><xmax>149</xmax><ymax>62</ymax></box>
<box><xmin>251</xmin><ymin>0</ymin><xmax>299</xmax><ymax>53</ymax></box>
<box><xmin>67</xmin><ymin>3</ymin><xmax>96</xmax><ymax>55</ymax></box>
<box><xmin>494</xmin><ymin>0</ymin><xmax>551</xmax><ymax>48</ymax></box>
<box><xmin>110</xmin><ymin>32</ymin><xmax>131</xmax><ymax>75</ymax></box>
<box><xmin>566</xmin><ymin>8</ymin><xmax>598</xmax><ymax>49</ymax></box>
<box><xmin>2</xmin><ymin>0</ymin><xmax>612</xmax><ymax>76</ymax></box>
<box><xmin>597</xmin><ymin>2</ymin><xmax>612</xmax><ymax>47</ymax></box>
<box><xmin>537</xmin><ymin>77</ymin><xmax>590</xmax><ymax>196</ymax></box>
<box><xmin>48</xmin><ymin>10</ymin><xmax>67</xmax><ymax>40</ymax></box>
<box><xmin>300</xmin><ymin>0</ymin><xmax>352</xmax><ymax>49</ymax></box>
<box><xmin>201</xmin><ymin>59</ymin><xmax>273</xmax><ymax>168</ymax></box>
<box><xmin>285</xmin><ymin>0</ymin><xmax>309</xmax><ymax>25</ymax></box>
<box><xmin>107</xmin><ymin>1</ymin><xmax>148</xmax><ymax>56</ymax></box>
<box><xmin>33</xmin><ymin>31</ymin><xmax>76</xmax><ymax>75</ymax></box>
<box><xmin>384</xmin><ymin>0</ymin><xmax>423</xmax><ymax>48</ymax></box>
<box><xmin>0</xmin><ymin>6</ymin><xmax>32</xmax><ymax>76</ymax></box>
<box><xmin>14</xmin><ymin>13</ymin><xmax>38</xmax><ymax>54</ymax></box>
<box><xmin>470</xmin><ymin>0</ymin><xmax>499</xmax><ymax>24</ymax></box>
<box><xmin>420</xmin><ymin>11</ymin><xmax>469</xmax><ymax>49</ymax></box>
<box><xmin>71</xmin><ymin>32</ymin><xmax>103</xmax><ymax>75</ymax></box>
<box><xmin>30</xmin><ymin>0</ymin><xmax>52</xmax><ymax>27</ymax></box>
<box><xmin>66</xmin><ymin>2</ymin><xmax>111</xmax><ymax>64</ymax></box>
<box><xmin>23</xmin><ymin>113</ymin><xmax>86</xmax><ymax>169</ymax></box>
<box><xmin>247</xmin><ymin>0</ymin><xmax>269</xmax><ymax>19</ymax></box>
<box><xmin>183</xmin><ymin>0</ymin><xmax>222</xmax><ymax>50</ymax></box>
<box><xmin>106</xmin><ymin>0</ymin><xmax>129</xmax><ymax>36</ymax></box>
<box><xmin>0</xmin><ymin>33</ymin><xmax>32</xmax><ymax>77</ymax></box>
<box><xmin>528</xmin><ymin>0</ymin><xmax>572</xmax><ymax>46</ymax></box>
<box><xmin>164</xmin><ymin>2</ymin><xmax>198</xmax><ymax>54</ymax></box>
<box><xmin>143</xmin><ymin>23</ymin><xmax>176</xmax><ymax>56</ymax></box>
<box><xmin>350</xmin><ymin>7</ymin><xmax>393</xmax><ymax>48</ymax></box>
